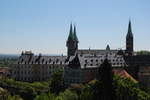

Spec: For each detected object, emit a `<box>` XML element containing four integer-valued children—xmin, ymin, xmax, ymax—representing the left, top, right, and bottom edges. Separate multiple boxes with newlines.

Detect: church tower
<box><xmin>66</xmin><ymin>24</ymin><xmax>79</xmax><ymax>57</ymax></box>
<box><xmin>126</xmin><ymin>20</ymin><xmax>134</xmax><ymax>55</ymax></box>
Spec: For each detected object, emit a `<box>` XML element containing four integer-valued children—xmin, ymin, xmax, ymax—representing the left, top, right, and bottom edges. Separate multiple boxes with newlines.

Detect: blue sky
<box><xmin>0</xmin><ymin>0</ymin><xmax>150</xmax><ymax>55</ymax></box>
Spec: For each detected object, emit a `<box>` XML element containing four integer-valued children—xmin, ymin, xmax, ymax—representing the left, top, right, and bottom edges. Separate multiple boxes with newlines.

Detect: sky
<box><xmin>0</xmin><ymin>0</ymin><xmax>150</xmax><ymax>55</ymax></box>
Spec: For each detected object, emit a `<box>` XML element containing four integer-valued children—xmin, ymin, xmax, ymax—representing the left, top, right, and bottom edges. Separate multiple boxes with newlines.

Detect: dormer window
<box><xmin>85</xmin><ymin>60</ymin><xmax>87</xmax><ymax>63</ymax></box>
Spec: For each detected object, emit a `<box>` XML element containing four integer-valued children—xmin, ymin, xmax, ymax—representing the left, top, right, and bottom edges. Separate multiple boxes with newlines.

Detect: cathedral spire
<box><xmin>73</xmin><ymin>25</ymin><xmax>79</xmax><ymax>42</ymax></box>
<box><xmin>66</xmin><ymin>23</ymin><xmax>79</xmax><ymax>57</ymax></box>
<box><xmin>67</xmin><ymin>23</ymin><xmax>74</xmax><ymax>41</ymax></box>
<box><xmin>127</xmin><ymin>20</ymin><xmax>133</xmax><ymax>37</ymax></box>
<box><xmin>126</xmin><ymin>20</ymin><xmax>134</xmax><ymax>55</ymax></box>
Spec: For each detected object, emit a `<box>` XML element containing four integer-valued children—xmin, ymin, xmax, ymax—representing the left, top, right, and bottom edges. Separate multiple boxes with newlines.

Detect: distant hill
<box><xmin>0</xmin><ymin>54</ymin><xmax>19</xmax><ymax>59</ymax></box>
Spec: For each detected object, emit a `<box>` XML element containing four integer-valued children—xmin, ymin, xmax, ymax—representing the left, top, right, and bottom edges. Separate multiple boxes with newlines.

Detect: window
<box><xmin>96</xmin><ymin>59</ymin><xmax>98</xmax><ymax>62</ymax></box>
<box><xmin>49</xmin><ymin>59</ymin><xmax>51</xmax><ymax>63</ymax></box>
<box><xmin>21</xmin><ymin>59</ymin><xmax>24</xmax><ymax>63</ymax></box>
<box><xmin>42</xmin><ymin>59</ymin><xmax>44</xmax><ymax>64</ymax></box>
<box><xmin>85</xmin><ymin>60</ymin><xmax>87</xmax><ymax>63</ymax></box>
<box><xmin>56</xmin><ymin>59</ymin><xmax>59</xmax><ymax>63</ymax></box>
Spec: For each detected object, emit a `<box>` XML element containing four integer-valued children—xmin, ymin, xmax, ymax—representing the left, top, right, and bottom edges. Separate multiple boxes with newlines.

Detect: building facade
<box><xmin>12</xmin><ymin>51</ymin><xmax>67</xmax><ymax>82</ymax></box>
<box><xmin>12</xmin><ymin>21</ymin><xmax>150</xmax><ymax>87</ymax></box>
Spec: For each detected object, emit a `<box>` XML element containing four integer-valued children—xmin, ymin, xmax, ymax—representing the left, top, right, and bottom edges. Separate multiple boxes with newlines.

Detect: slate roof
<box><xmin>18</xmin><ymin>52</ymin><xmax>67</xmax><ymax>65</ymax></box>
<box><xmin>77</xmin><ymin>49</ymin><xmax>118</xmax><ymax>55</ymax></box>
<box><xmin>18</xmin><ymin>49</ymin><xmax>126</xmax><ymax>69</ymax></box>
<box><xmin>69</xmin><ymin>52</ymin><xmax>126</xmax><ymax>69</ymax></box>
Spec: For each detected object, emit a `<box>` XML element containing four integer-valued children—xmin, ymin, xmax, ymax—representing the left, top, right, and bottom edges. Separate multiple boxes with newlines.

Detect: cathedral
<box><xmin>12</xmin><ymin>21</ymin><xmax>150</xmax><ymax>87</ymax></box>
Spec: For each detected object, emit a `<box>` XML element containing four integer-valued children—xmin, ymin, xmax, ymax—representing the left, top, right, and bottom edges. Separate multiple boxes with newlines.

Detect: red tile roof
<box><xmin>113</xmin><ymin>69</ymin><xmax>137</xmax><ymax>83</ymax></box>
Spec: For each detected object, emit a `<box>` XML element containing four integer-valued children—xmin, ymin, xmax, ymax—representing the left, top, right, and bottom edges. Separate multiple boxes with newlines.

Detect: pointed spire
<box><xmin>67</xmin><ymin>23</ymin><xmax>74</xmax><ymax>41</ymax></box>
<box><xmin>106</xmin><ymin>44</ymin><xmax>110</xmax><ymax>51</ymax></box>
<box><xmin>127</xmin><ymin>20</ymin><xmax>133</xmax><ymax>37</ymax></box>
<box><xmin>73</xmin><ymin>24</ymin><xmax>79</xmax><ymax>42</ymax></box>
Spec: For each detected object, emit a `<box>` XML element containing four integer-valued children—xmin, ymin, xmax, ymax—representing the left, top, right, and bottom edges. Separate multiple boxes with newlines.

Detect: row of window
<box><xmin>84</xmin><ymin>59</ymin><xmax>123</xmax><ymax>63</ymax></box>
<box><xmin>13</xmin><ymin>70</ymin><xmax>51</xmax><ymax>75</ymax></box>
<box><xmin>16</xmin><ymin>77</ymin><xmax>49</xmax><ymax>81</ymax></box>
<box><xmin>18</xmin><ymin>61</ymin><xmax>64</xmax><ymax>65</ymax></box>
<box><xmin>15</xmin><ymin>65</ymin><xmax>62</xmax><ymax>69</ymax></box>
<box><xmin>84</xmin><ymin>63</ymin><xmax>125</xmax><ymax>67</ymax></box>
<box><xmin>19</xmin><ymin>58</ymin><xmax>65</xmax><ymax>64</ymax></box>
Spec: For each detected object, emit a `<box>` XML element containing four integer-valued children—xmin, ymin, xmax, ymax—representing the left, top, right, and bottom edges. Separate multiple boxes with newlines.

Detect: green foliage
<box><xmin>34</xmin><ymin>90</ymin><xmax>78</xmax><ymax>100</ymax></box>
<box><xmin>80</xmin><ymin>85</ymin><xmax>94</xmax><ymax>100</ymax></box>
<box><xmin>34</xmin><ymin>92</ymin><xmax>56</xmax><ymax>100</ymax></box>
<box><xmin>1</xmin><ymin>69</ymin><xmax>150</xmax><ymax>100</ymax></box>
<box><xmin>49</xmin><ymin>69</ymin><xmax>65</xmax><ymax>95</ymax></box>
<box><xmin>136</xmin><ymin>50</ymin><xmax>150</xmax><ymax>55</ymax></box>
<box><xmin>0</xmin><ymin>78</ymin><xmax>50</xmax><ymax>100</ymax></box>
<box><xmin>114</xmin><ymin>75</ymin><xmax>150</xmax><ymax>100</ymax></box>
<box><xmin>7</xmin><ymin>95</ymin><xmax>23</xmax><ymax>100</ymax></box>
<box><xmin>34</xmin><ymin>93</ymin><xmax>50</xmax><ymax>100</ymax></box>
<box><xmin>0</xmin><ymin>88</ymin><xmax>23</xmax><ymax>100</ymax></box>
<box><xmin>0</xmin><ymin>58</ymin><xmax>17</xmax><ymax>67</ymax></box>
<box><xmin>33</xmin><ymin>75</ymin><xmax>150</xmax><ymax>100</ymax></box>
<box><xmin>98</xmin><ymin>59</ymin><xmax>115</xmax><ymax>100</ymax></box>
<box><xmin>59</xmin><ymin>89</ymin><xmax>78</xmax><ymax>100</ymax></box>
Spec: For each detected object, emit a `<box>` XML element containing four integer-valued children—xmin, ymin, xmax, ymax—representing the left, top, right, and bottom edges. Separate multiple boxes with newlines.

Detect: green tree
<box><xmin>59</xmin><ymin>89</ymin><xmax>78</xmax><ymax>100</ymax></box>
<box><xmin>7</xmin><ymin>95</ymin><xmax>23</xmax><ymax>100</ymax></box>
<box><xmin>98</xmin><ymin>58</ymin><xmax>115</xmax><ymax>100</ymax></box>
<box><xmin>49</xmin><ymin>70</ymin><xmax>65</xmax><ymax>95</ymax></box>
<box><xmin>136</xmin><ymin>50</ymin><xmax>150</xmax><ymax>55</ymax></box>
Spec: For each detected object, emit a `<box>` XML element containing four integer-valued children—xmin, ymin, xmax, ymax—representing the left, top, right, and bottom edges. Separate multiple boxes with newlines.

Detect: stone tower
<box><xmin>66</xmin><ymin>24</ymin><xmax>79</xmax><ymax>57</ymax></box>
<box><xmin>126</xmin><ymin>20</ymin><xmax>134</xmax><ymax>55</ymax></box>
